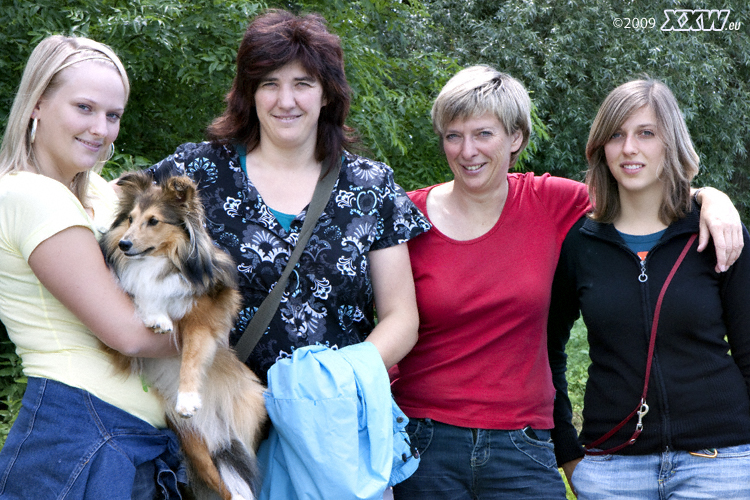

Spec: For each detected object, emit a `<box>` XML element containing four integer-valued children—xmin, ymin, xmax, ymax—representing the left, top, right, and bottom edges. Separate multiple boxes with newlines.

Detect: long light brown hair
<box><xmin>586</xmin><ymin>78</ymin><xmax>699</xmax><ymax>224</ymax></box>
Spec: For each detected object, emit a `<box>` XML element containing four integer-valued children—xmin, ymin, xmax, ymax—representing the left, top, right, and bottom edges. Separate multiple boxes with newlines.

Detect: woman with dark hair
<box><xmin>148</xmin><ymin>9</ymin><xmax>428</xmax><ymax>497</ymax></box>
<box><xmin>549</xmin><ymin>78</ymin><xmax>750</xmax><ymax>498</ymax></box>
<box><xmin>207</xmin><ymin>9</ymin><xmax>353</xmax><ymax>174</ymax></box>
<box><xmin>150</xmin><ymin>8</ymin><xmax>427</xmax><ymax>383</ymax></box>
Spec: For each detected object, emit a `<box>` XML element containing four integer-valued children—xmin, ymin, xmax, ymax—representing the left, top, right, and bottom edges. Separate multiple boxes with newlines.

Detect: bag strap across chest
<box><xmin>234</xmin><ymin>160</ymin><xmax>341</xmax><ymax>363</ymax></box>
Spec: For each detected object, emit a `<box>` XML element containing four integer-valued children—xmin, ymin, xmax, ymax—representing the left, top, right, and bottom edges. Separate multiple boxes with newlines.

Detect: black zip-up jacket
<box><xmin>548</xmin><ymin>207</ymin><xmax>750</xmax><ymax>465</ymax></box>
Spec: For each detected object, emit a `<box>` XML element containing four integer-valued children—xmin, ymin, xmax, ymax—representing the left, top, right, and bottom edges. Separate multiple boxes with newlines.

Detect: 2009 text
<box><xmin>613</xmin><ymin>17</ymin><xmax>656</xmax><ymax>29</ymax></box>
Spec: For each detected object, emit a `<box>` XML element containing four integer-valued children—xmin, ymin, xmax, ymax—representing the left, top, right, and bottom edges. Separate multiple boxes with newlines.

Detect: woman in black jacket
<box><xmin>549</xmin><ymin>78</ymin><xmax>750</xmax><ymax>499</ymax></box>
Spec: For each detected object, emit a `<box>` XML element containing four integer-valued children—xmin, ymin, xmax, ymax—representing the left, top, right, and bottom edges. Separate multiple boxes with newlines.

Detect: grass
<box><xmin>562</xmin><ymin>468</ymin><xmax>575</xmax><ymax>499</ymax></box>
<box><xmin>564</xmin><ymin>318</ymin><xmax>590</xmax><ymax>433</ymax></box>
<box><xmin>560</xmin><ymin>318</ymin><xmax>589</xmax><ymax>499</ymax></box>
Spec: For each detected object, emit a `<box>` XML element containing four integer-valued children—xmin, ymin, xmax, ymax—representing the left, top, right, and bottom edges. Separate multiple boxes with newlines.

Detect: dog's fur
<box><xmin>100</xmin><ymin>172</ymin><xmax>267</xmax><ymax>500</ymax></box>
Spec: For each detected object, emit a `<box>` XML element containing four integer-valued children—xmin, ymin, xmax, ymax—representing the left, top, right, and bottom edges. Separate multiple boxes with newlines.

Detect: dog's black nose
<box><xmin>119</xmin><ymin>240</ymin><xmax>133</xmax><ymax>252</ymax></box>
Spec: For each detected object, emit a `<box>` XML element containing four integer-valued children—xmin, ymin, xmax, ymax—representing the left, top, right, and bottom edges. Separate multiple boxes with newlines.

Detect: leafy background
<box><xmin>0</xmin><ymin>1</ymin><xmax>748</xmax><ymax>496</ymax></box>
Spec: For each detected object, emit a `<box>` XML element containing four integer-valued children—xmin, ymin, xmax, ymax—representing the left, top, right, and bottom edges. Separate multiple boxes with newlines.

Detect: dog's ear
<box><xmin>112</xmin><ymin>172</ymin><xmax>154</xmax><ymax>225</ymax></box>
<box><xmin>116</xmin><ymin>171</ymin><xmax>154</xmax><ymax>194</ymax></box>
<box><xmin>163</xmin><ymin>176</ymin><xmax>197</xmax><ymax>208</ymax></box>
<box><xmin>117</xmin><ymin>172</ymin><xmax>154</xmax><ymax>189</ymax></box>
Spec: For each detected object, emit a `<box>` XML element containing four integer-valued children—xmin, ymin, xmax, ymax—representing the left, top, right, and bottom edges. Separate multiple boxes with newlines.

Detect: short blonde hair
<box><xmin>431</xmin><ymin>65</ymin><xmax>531</xmax><ymax>169</ymax></box>
<box><xmin>585</xmin><ymin>78</ymin><xmax>699</xmax><ymax>224</ymax></box>
<box><xmin>0</xmin><ymin>35</ymin><xmax>129</xmax><ymax>203</ymax></box>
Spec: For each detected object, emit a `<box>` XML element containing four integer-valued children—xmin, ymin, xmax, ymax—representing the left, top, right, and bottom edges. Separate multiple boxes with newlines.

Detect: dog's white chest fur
<box><xmin>116</xmin><ymin>255</ymin><xmax>195</xmax><ymax>332</ymax></box>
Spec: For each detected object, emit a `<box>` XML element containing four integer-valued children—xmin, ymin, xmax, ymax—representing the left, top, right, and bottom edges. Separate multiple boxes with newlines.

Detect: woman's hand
<box><xmin>561</xmin><ymin>457</ymin><xmax>582</xmax><ymax>498</ymax></box>
<box><xmin>364</xmin><ymin>243</ymin><xmax>419</xmax><ymax>369</ymax></box>
<box><xmin>28</xmin><ymin>226</ymin><xmax>178</xmax><ymax>358</ymax></box>
<box><xmin>695</xmin><ymin>187</ymin><xmax>744</xmax><ymax>272</ymax></box>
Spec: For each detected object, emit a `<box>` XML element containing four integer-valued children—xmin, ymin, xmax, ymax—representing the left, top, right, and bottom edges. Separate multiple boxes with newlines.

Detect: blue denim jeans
<box><xmin>572</xmin><ymin>444</ymin><xmax>750</xmax><ymax>499</ymax></box>
<box><xmin>0</xmin><ymin>377</ymin><xmax>185</xmax><ymax>499</ymax></box>
<box><xmin>392</xmin><ymin>418</ymin><xmax>567</xmax><ymax>500</ymax></box>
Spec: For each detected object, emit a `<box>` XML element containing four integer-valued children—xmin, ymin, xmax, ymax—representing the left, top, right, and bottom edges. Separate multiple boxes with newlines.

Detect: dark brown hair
<box><xmin>207</xmin><ymin>9</ymin><xmax>355</xmax><ymax>171</ymax></box>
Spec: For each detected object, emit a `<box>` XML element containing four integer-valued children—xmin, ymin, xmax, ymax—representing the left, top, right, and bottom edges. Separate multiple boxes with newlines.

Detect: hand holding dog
<box><xmin>29</xmin><ymin>225</ymin><xmax>179</xmax><ymax>358</ymax></box>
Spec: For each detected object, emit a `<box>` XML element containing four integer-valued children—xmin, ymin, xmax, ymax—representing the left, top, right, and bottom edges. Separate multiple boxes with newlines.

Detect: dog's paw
<box><xmin>175</xmin><ymin>391</ymin><xmax>202</xmax><ymax>418</ymax></box>
<box><xmin>143</xmin><ymin>314</ymin><xmax>173</xmax><ymax>335</ymax></box>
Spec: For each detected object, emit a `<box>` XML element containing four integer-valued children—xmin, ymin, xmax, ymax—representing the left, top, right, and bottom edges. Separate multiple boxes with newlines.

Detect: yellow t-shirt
<box><xmin>0</xmin><ymin>171</ymin><xmax>165</xmax><ymax>428</ymax></box>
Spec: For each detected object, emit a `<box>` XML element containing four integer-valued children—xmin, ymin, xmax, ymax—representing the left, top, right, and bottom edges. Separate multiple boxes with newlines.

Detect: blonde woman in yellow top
<box><xmin>0</xmin><ymin>35</ymin><xmax>180</xmax><ymax>499</ymax></box>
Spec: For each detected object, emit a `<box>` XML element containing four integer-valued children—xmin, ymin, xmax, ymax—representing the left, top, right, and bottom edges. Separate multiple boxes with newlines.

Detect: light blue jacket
<box><xmin>257</xmin><ymin>342</ymin><xmax>419</xmax><ymax>500</ymax></box>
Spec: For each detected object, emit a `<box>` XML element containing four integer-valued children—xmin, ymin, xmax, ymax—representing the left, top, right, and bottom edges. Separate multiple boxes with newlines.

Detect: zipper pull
<box><xmin>638</xmin><ymin>258</ymin><xmax>648</xmax><ymax>282</ymax></box>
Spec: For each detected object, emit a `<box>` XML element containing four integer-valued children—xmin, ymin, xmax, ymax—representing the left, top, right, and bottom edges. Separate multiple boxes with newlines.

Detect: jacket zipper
<box><xmin>633</xmin><ymin>249</ymin><xmax>672</xmax><ymax>451</ymax></box>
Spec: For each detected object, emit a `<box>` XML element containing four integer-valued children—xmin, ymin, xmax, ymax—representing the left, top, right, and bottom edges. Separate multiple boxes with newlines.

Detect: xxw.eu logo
<box><xmin>661</xmin><ymin>10</ymin><xmax>740</xmax><ymax>31</ymax></box>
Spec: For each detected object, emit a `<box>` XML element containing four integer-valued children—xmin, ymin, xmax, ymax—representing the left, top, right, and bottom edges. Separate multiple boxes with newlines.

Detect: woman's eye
<box><xmin>77</xmin><ymin>104</ymin><xmax>92</xmax><ymax>112</ymax></box>
<box><xmin>107</xmin><ymin>113</ymin><xmax>121</xmax><ymax>122</ymax></box>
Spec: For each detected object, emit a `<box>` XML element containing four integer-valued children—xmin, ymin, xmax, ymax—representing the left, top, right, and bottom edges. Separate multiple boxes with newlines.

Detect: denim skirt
<box><xmin>0</xmin><ymin>377</ymin><xmax>185</xmax><ymax>499</ymax></box>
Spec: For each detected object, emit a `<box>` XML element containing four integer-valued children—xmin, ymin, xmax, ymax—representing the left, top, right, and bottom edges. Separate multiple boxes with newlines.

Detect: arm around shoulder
<box><xmin>694</xmin><ymin>186</ymin><xmax>744</xmax><ymax>272</ymax></box>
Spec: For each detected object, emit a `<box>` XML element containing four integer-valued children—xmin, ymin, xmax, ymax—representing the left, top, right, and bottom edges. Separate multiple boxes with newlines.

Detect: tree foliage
<box><xmin>420</xmin><ymin>0</ymin><xmax>750</xmax><ymax>217</ymax></box>
<box><xmin>1</xmin><ymin>0</ymin><xmax>748</xmax><ymax>199</ymax></box>
<box><xmin>267</xmin><ymin>0</ymin><xmax>552</xmax><ymax>189</ymax></box>
<box><xmin>270</xmin><ymin>0</ymin><xmax>459</xmax><ymax>189</ymax></box>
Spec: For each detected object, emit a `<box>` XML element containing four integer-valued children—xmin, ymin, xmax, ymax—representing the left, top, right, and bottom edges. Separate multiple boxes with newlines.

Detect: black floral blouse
<box><xmin>148</xmin><ymin>142</ymin><xmax>430</xmax><ymax>381</ymax></box>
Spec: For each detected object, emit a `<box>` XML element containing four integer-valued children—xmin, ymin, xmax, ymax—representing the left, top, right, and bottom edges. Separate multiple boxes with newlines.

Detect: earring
<box><xmin>30</xmin><ymin>118</ymin><xmax>38</xmax><ymax>144</ymax></box>
<box><xmin>106</xmin><ymin>143</ymin><xmax>115</xmax><ymax>161</ymax></box>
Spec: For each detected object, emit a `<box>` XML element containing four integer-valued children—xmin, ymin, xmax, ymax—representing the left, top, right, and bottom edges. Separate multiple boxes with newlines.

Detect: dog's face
<box><xmin>108</xmin><ymin>173</ymin><xmax>201</xmax><ymax>260</ymax></box>
<box><xmin>115</xmin><ymin>203</ymin><xmax>183</xmax><ymax>258</ymax></box>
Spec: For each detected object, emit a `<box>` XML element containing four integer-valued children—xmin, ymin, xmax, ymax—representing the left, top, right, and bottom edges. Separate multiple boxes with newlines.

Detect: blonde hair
<box><xmin>0</xmin><ymin>35</ymin><xmax>129</xmax><ymax>204</ymax></box>
<box><xmin>431</xmin><ymin>65</ymin><xmax>531</xmax><ymax>169</ymax></box>
<box><xmin>586</xmin><ymin>78</ymin><xmax>699</xmax><ymax>224</ymax></box>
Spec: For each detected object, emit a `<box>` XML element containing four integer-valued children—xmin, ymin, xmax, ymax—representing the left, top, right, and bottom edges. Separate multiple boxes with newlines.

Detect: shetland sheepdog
<box><xmin>100</xmin><ymin>171</ymin><xmax>267</xmax><ymax>500</ymax></box>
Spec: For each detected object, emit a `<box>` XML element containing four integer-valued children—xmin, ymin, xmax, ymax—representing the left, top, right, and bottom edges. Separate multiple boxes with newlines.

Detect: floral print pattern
<box><xmin>148</xmin><ymin>142</ymin><xmax>430</xmax><ymax>381</ymax></box>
